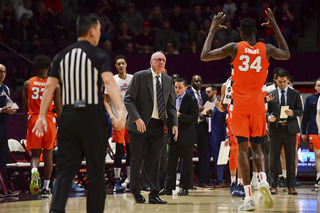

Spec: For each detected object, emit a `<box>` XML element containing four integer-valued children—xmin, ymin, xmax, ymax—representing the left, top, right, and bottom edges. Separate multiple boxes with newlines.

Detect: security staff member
<box><xmin>32</xmin><ymin>14</ymin><xmax>126</xmax><ymax>213</ymax></box>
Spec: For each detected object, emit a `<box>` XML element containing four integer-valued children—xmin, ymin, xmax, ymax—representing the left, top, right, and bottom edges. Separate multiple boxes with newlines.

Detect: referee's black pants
<box><xmin>50</xmin><ymin>106</ymin><xmax>109</xmax><ymax>213</ymax></box>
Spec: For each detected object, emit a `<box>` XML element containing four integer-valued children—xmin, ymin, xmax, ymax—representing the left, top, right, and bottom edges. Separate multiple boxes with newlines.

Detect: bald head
<box><xmin>150</xmin><ymin>51</ymin><xmax>166</xmax><ymax>74</ymax></box>
<box><xmin>191</xmin><ymin>75</ymin><xmax>202</xmax><ymax>91</ymax></box>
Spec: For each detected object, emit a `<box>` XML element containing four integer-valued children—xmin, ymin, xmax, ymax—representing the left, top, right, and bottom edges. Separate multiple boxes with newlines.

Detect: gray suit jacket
<box><xmin>267</xmin><ymin>87</ymin><xmax>303</xmax><ymax>136</ymax></box>
<box><xmin>124</xmin><ymin>68</ymin><xmax>178</xmax><ymax>133</ymax></box>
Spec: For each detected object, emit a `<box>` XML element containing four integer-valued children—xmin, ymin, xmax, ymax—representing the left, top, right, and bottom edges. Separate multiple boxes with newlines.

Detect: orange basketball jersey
<box><xmin>27</xmin><ymin>76</ymin><xmax>55</xmax><ymax>118</ymax></box>
<box><xmin>231</xmin><ymin>41</ymin><xmax>269</xmax><ymax>114</ymax></box>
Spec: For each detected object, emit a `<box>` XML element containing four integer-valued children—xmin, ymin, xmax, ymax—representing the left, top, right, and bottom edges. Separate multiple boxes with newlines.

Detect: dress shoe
<box><xmin>288</xmin><ymin>187</ymin><xmax>297</xmax><ymax>195</ymax></box>
<box><xmin>159</xmin><ymin>188</ymin><xmax>172</xmax><ymax>195</ymax></box>
<box><xmin>198</xmin><ymin>183</ymin><xmax>210</xmax><ymax>188</ymax></box>
<box><xmin>178</xmin><ymin>189</ymin><xmax>188</xmax><ymax>196</ymax></box>
<box><xmin>270</xmin><ymin>187</ymin><xmax>278</xmax><ymax>194</ymax></box>
<box><xmin>148</xmin><ymin>194</ymin><xmax>167</xmax><ymax>204</ymax></box>
<box><xmin>133</xmin><ymin>193</ymin><xmax>146</xmax><ymax>203</ymax></box>
<box><xmin>215</xmin><ymin>183</ymin><xmax>225</xmax><ymax>188</ymax></box>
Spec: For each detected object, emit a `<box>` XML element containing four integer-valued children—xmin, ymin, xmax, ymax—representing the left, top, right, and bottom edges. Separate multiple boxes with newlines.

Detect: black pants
<box><xmin>269</xmin><ymin>126</ymin><xmax>296</xmax><ymax>188</ymax></box>
<box><xmin>50</xmin><ymin>106</ymin><xmax>109</xmax><ymax>213</ymax></box>
<box><xmin>195</xmin><ymin>122</ymin><xmax>210</xmax><ymax>184</ymax></box>
<box><xmin>114</xmin><ymin>143</ymin><xmax>131</xmax><ymax>168</ymax></box>
<box><xmin>166</xmin><ymin>141</ymin><xmax>194</xmax><ymax>190</ymax></box>
<box><xmin>129</xmin><ymin>118</ymin><xmax>165</xmax><ymax>195</ymax></box>
<box><xmin>0</xmin><ymin>124</ymin><xmax>9</xmax><ymax>188</ymax></box>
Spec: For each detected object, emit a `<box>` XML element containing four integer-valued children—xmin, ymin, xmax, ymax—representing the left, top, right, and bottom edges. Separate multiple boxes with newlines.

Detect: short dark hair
<box><xmin>276</xmin><ymin>68</ymin><xmax>290</xmax><ymax>78</ymax></box>
<box><xmin>207</xmin><ymin>84</ymin><xmax>218</xmax><ymax>92</ymax></box>
<box><xmin>272</xmin><ymin>67</ymin><xmax>283</xmax><ymax>76</ymax></box>
<box><xmin>175</xmin><ymin>77</ymin><xmax>187</xmax><ymax>86</ymax></box>
<box><xmin>288</xmin><ymin>75</ymin><xmax>294</xmax><ymax>83</ymax></box>
<box><xmin>115</xmin><ymin>55</ymin><xmax>127</xmax><ymax>63</ymax></box>
<box><xmin>240</xmin><ymin>18</ymin><xmax>256</xmax><ymax>36</ymax></box>
<box><xmin>76</xmin><ymin>14</ymin><xmax>99</xmax><ymax>37</ymax></box>
<box><xmin>33</xmin><ymin>55</ymin><xmax>51</xmax><ymax>71</ymax></box>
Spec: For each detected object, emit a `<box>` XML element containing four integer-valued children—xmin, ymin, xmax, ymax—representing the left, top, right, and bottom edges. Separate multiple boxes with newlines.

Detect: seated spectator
<box><xmin>102</xmin><ymin>40</ymin><xmax>116</xmax><ymax>56</ymax></box>
<box><xmin>92</xmin><ymin>1</ymin><xmax>114</xmax><ymax>42</ymax></box>
<box><xmin>111</xmin><ymin>0</ymin><xmax>131</xmax><ymax>16</ymax></box>
<box><xmin>155</xmin><ymin>19</ymin><xmax>180</xmax><ymax>52</ymax></box>
<box><xmin>164</xmin><ymin>42</ymin><xmax>179</xmax><ymax>55</ymax></box>
<box><xmin>141</xmin><ymin>45</ymin><xmax>152</xmax><ymax>55</ymax></box>
<box><xmin>281</xmin><ymin>0</ymin><xmax>295</xmax><ymax>46</ymax></box>
<box><xmin>41</xmin><ymin>0</ymin><xmax>64</xmax><ymax>27</ymax></box>
<box><xmin>222</xmin><ymin>0</ymin><xmax>237</xmax><ymax>21</ymax></box>
<box><xmin>3</xmin><ymin>2</ymin><xmax>16</xmax><ymax>32</ymax></box>
<box><xmin>9</xmin><ymin>13</ymin><xmax>41</xmax><ymax>54</ymax></box>
<box><xmin>188</xmin><ymin>4</ymin><xmax>204</xmax><ymax>42</ymax></box>
<box><xmin>212</xmin><ymin>38</ymin><xmax>221</xmax><ymax>50</ymax></box>
<box><xmin>209</xmin><ymin>3</ymin><xmax>223</xmax><ymax>21</ymax></box>
<box><xmin>113</xmin><ymin>21</ymin><xmax>135</xmax><ymax>53</ymax></box>
<box><xmin>134</xmin><ymin>21</ymin><xmax>154</xmax><ymax>53</ymax></box>
<box><xmin>214</xmin><ymin>20</ymin><xmax>240</xmax><ymax>46</ymax></box>
<box><xmin>146</xmin><ymin>5</ymin><xmax>162</xmax><ymax>33</ymax></box>
<box><xmin>15</xmin><ymin>0</ymin><xmax>33</xmax><ymax>22</ymax></box>
<box><xmin>122</xmin><ymin>41</ymin><xmax>138</xmax><ymax>55</ymax></box>
<box><xmin>196</xmin><ymin>18</ymin><xmax>211</xmax><ymax>49</ymax></box>
<box><xmin>233</xmin><ymin>0</ymin><xmax>258</xmax><ymax>31</ymax></box>
<box><xmin>33</xmin><ymin>1</ymin><xmax>61</xmax><ymax>40</ymax></box>
<box><xmin>203</xmin><ymin>5</ymin><xmax>212</xmax><ymax>19</ymax></box>
<box><xmin>0</xmin><ymin>12</ymin><xmax>10</xmax><ymax>42</ymax></box>
<box><xmin>169</xmin><ymin>4</ymin><xmax>188</xmax><ymax>43</ymax></box>
<box><xmin>119</xmin><ymin>3</ymin><xmax>144</xmax><ymax>35</ymax></box>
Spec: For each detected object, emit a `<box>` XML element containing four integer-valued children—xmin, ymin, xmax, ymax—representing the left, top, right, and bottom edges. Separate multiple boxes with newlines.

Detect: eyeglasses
<box><xmin>0</xmin><ymin>71</ymin><xmax>6</xmax><ymax>74</ymax></box>
<box><xmin>152</xmin><ymin>58</ymin><xmax>166</xmax><ymax>63</ymax></box>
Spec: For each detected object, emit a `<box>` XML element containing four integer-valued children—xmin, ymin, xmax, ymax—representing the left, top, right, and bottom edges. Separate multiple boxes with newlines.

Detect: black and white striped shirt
<box><xmin>49</xmin><ymin>40</ymin><xmax>112</xmax><ymax>106</ymax></box>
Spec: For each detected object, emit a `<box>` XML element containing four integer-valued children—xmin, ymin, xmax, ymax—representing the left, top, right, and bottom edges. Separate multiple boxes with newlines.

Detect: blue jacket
<box><xmin>210</xmin><ymin>106</ymin><xmax>227</xmax><ymax>143</ymax></box>
<box><xmin>301</xmin><ymin>93</ymin><xmax>319</xmax><ymax>135</ymax></box>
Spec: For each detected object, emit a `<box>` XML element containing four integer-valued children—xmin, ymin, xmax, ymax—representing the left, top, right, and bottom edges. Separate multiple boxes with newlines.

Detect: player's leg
<box><xmin>113</xmin><ymin>128</ymin><xmax>125</xmax><ymax>192</ymax></box>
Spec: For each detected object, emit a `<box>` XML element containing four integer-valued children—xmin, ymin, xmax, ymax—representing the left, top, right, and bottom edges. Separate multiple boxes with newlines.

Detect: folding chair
<box><xmin>6</xmin><ymin>139</ymin><xmax>32</xmax><ymax>191</ymax></box>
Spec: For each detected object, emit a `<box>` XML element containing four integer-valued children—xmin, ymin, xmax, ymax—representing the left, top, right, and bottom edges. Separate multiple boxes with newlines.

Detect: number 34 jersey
<box><xmin>27</xmin><ymin>76</ymin><xmax>55</xmax><ymax>118</ymax></box>
<box><xmin>231</xmin><ymin>41</ymin><xmax>269</xmax><ymax>114</ymax></box>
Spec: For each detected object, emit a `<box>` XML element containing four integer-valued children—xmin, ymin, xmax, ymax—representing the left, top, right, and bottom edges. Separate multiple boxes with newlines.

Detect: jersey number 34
<box><xmin>238</xmin><ymin>55</ymin><xmax>262</xmax><ymax>72</ymax></box>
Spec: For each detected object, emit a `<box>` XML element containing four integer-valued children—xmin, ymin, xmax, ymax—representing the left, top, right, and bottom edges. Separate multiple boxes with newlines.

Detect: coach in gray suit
<box><xmin>267</xmin><ymin>69</ymin><xmax>302</xmax><ymax>195</ymax></box>
<box><xmin>124</xmin><ymin>51</ymin><xmax>178</xmax><ymax>204</ymax></box>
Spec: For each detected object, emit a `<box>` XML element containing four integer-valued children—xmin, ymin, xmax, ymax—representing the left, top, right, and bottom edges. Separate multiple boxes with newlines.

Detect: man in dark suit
<box><xmin>186</xmin><ymin>75</ymin><xmax>210</xmax><ymax>187</ymax></box>
<box><xmin>124</xmin><ymin>51</ymin><xmax>178</xmax><ymax>204</ymax></box>
<box><xmin>267</xmin><ymin>69</ymin><xmax>303</xmax><ymax>195</ymax></box>
<box><xmin>160</xmin><ymin>78</ymin><xmax>198</xmax><ymax>196</ymax></box>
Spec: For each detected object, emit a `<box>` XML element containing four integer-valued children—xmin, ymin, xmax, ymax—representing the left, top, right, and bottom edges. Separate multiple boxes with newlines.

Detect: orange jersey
<box><xmin>27</xmin><ymin>76</ymin><xmax>55</xmax><ymax>118</ymax></box>
<box><xmin>231</xmin><ymin>41</ymin><xmax>269</xmax><ymax>114</ymax></box>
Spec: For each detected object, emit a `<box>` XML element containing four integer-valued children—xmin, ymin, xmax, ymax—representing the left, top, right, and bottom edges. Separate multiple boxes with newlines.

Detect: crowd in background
<box><xmin>0</xmin><ymin>0</ymin><xmax>318</xmax><ymax>112</ymax></box>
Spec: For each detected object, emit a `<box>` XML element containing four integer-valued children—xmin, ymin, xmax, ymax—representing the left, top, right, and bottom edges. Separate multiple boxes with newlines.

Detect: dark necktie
<box><xmin>176</xmin><ymin>96</ymin><xmax>182</xmax><ymax>111</ymax></box>
<box><xmin>197</xmin><ymin>91</ymin><xmax>203</xmax><ymax>107</ymax></box>
<box><xmin>281</xmin><ymin>90</ymin><xmax>285</xmax><ymax>106</ymax></box>
<box><xmin>156</xmin><ymin>76</ymin><xmax>165</xmax><ymax>120</ymax></box>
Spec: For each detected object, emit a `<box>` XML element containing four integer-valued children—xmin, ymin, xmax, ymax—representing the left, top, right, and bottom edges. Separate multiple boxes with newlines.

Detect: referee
<box><xmin>32</xmin><ymin>14</ymin><xmax>126</xmax><ymax>213</ymax></box>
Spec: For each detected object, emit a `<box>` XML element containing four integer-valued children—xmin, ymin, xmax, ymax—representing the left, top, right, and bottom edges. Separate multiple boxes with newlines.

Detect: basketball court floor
<box><xmin>0</xmin><ymin>182</ymin><xmax>319</xmax><ymax>212</ymax></box>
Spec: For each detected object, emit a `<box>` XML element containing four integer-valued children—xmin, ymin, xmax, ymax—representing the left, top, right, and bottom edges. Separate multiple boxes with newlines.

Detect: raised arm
<box><xmin>201</xmin><ymin>12</ymin><xmax>237</xmax><ymax>61</ymax></box>
<box><xmin>262</xmin><ymin>8</ymin><xmax>290</xmax><ymax>60</ymax></box>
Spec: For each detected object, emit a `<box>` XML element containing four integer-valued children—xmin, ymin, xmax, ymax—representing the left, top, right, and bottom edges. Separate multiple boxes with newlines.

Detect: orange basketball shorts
<box><xmin>112</xmin><ymin>127</ymin><xmax>129</xmax><ymax>144</ymax></box>
<box><xmin>26</xmin><ymin>114</ymin><xmax>57</xmax><ymax>150</ymax></box>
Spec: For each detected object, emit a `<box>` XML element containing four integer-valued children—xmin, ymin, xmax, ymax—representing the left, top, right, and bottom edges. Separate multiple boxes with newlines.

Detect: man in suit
<box><xmin>161</xmin><ymin>78</ymin><xmax>198</xmax><ymax>196</ymax></box>
<box><xmin>267</xmin><ymin>69</ymin><xmax>303</xmax><ymax>195</ymax></box>
<box><xmin>186</xmin><ymin>75</ymin><xmax>210</xmax><ymax>188</ymax></box>
<box><xmin>124</xmin><ymin>51</ymin><xmax>178</xmax><ymax>204</ymax></box>
<box><xmin>0</xmin><ymin>64</ymin><xmax>19</xmax><ymax>196</ymax></box>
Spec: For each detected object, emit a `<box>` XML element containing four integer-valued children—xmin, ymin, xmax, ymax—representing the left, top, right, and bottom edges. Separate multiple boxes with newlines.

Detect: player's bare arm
<box><xmin>53</xmin><ymin>84</ymin><xmax>62</xmax><ymax>119</ymax></box>
<box><xmin>22</xmin><ymin>80</ymin><xmax>30</xmax><ymax>125</ymax></box>
<box><xmin>201</xmin><ymin>12</ymin><xmax>237</xmax><ymax>61</ymax></box>
<box><xmin>32</xmin><ymin>77</ymin><xmax>59</xmax><ymax>137</ymax></box>
<box><xmin>262</xmin><ymin>8</ymin><xmax>290</xmax><ymax>60</ymax></box>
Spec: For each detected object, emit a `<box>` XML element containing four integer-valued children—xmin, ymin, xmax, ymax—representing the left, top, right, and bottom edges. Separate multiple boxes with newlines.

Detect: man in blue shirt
<box><xmin>301</xmin><ymin>78</ymin><xmax>320</xmax><ymax>187</ymax></box>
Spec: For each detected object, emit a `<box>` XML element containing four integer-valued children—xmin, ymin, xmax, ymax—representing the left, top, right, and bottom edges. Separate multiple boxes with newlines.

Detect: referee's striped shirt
<box><xmin>49</xmin><ymin>40</ymin><xmax>112</xmax><ymax>107</ymax></box>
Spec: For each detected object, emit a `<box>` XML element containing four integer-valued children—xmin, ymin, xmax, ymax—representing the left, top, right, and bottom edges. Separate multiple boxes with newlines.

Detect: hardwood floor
<box><xmin>1</xmin><ymin>183</ymin><xmax>319</xmax><ymax>212</ymax></box>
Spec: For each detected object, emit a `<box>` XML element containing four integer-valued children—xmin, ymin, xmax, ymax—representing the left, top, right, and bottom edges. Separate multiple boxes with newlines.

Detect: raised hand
<box><xmin>210</xmin><ymin>12</ymin><xmax>227</xmax><ymax>32</ymax></box>
<box><xmin>261</xmin><ymin>8</ymin><xmax>278</xmax><ymax>29</ymax></box>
